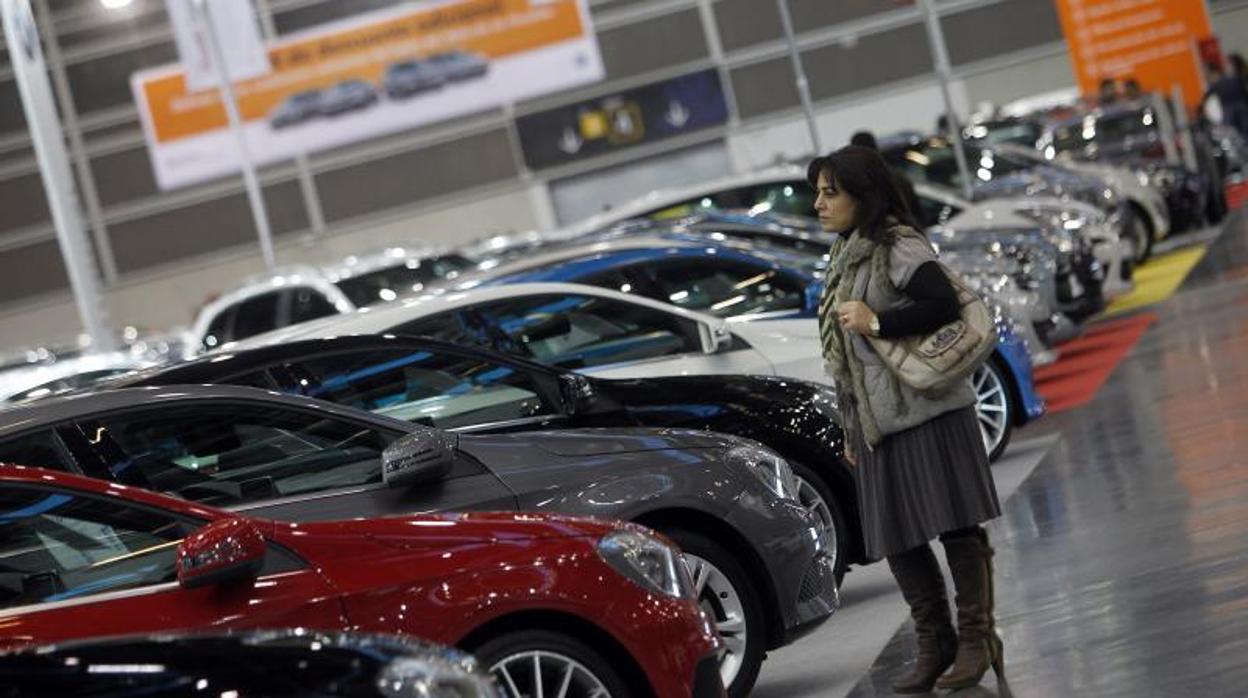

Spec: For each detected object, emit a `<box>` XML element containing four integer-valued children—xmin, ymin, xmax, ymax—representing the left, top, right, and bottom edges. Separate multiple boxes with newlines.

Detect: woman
<box><xmin>810</xmin><ymin>145</ymin><xmax>1004</xmax><ymax>693</ymax></box>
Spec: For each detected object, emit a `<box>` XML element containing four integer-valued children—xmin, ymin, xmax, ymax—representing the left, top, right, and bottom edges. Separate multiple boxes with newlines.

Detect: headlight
<box><xmin>598</xmin><ymin>529</ymin><xmax>694</xmax><ymax>599</ymax></box>
<box><xmin>727</xmin><ymin>445</ymin><xmax>800</xmax><ymax>501</ymax></box>
<box><xmin>378</xmin><ymin>657</ymin><xmax>504</xmax><ymax>698</ymax></box>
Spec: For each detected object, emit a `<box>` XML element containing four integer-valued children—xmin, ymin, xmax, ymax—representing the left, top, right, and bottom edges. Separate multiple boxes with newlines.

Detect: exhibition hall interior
<box><xmin>1</xmin><ymin>0</ymin><xmax>1247</xmax><ymax>696</ymax></box>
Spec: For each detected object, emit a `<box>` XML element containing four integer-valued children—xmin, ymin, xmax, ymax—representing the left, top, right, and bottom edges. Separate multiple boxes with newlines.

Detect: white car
<box><xmin>913</xmin><ymin>182</ymin><xmax>1134</xmax><ymax>301</ymax></box>
<box><xmin>232</xmin><ymin>281</ymin><xmax>1042</xmax><ymax>461</ymax></box>
<box><xmin>187</xmin><ymin>248</ymin><xmax>476</xmax><ymax>355</ymax></box>
<box><xmin>0</xmin><ymin>351</ymin><xmax>155</xmax><ymax>403</ymax></box>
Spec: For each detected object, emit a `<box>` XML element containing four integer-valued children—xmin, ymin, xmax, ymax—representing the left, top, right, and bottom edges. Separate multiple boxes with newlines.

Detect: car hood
<box><xmin>276</xmin><ymin>510</ymin><xmax>618</xmax><ymax>547</ymax></box>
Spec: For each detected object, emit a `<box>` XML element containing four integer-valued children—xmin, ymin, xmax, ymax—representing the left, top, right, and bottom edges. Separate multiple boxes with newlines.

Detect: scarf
<box><xmin>817</xmin><ymin>226</ymin><xmax>911</xmax><ymax>449</ymax></box>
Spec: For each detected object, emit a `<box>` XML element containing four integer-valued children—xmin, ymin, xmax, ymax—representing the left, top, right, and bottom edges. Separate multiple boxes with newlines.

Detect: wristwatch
<box><xmin>869</xmin><ymin>315</ymin><xmax>881</xmax><ymax>336</ymax></box>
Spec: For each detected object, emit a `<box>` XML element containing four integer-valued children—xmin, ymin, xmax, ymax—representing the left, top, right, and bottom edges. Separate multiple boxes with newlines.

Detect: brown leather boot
<box><xmin>936</xmin><ymin>528</ymin><xmax>1005</xmax><ymax>691</ymax></box>
<box><xmin>886</xmin><ymin>544</ymin><xmax>957</xmax><ymax>693</ymax></box>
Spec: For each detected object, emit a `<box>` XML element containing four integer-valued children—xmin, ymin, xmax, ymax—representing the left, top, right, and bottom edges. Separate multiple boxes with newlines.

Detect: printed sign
<box><xmin>516</xmin><ymin>68</ymin><xmax>729</xmax><ymax>170</ymax></box>
<box><xmin>1055</xmin><ymin>0</ymin><xmax>1212</xmax><ymax>110</ymax></box>
<box><xmin>165</xmin><ymin>0</ymin><xmax>271</xmax><ymax>92</ymax></box>
<box><xmin>133</xmin><ymin>0</ymin><xmax>604</xmax><ymax>190</ymax></box>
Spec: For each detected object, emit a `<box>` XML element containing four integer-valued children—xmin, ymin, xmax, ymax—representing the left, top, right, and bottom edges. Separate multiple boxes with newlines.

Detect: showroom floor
<box><xmin>753</xmin><ymin>211</ymin><xmax>1248</xmax><ymax>698</ymax></box>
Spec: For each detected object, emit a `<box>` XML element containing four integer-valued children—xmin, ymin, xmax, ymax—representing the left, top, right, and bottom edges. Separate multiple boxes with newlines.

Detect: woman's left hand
<box><xmin>837</xmin><ymin>301</ymin><xmax>878</xmax><ymax>335</ymax></box>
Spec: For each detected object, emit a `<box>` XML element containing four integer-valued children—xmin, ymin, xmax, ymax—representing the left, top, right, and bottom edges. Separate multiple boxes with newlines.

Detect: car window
<box><xmin>201</xmin><ymin>306</ymin><xmax>237</xmax><ymax>350</ymax></box>
<box><xmin>390</xmin><ymin>312</ymin><xmax>477</xmax><ymax>346</ymax></box>
<box><xmin>333</xmin><ymin>255</ymin><xmax>473</xmax><ymax>307</ymax></box>
<box><xmin>0</xmin><ymin>431</ymin><xmax>74</xmax><ymax>472</ymax></box>
<box><xmin>739</xmin><ymin>182</ymin><xmax>815</xmax><ymax>217</ymax></box>
<box><xmin>279</xmin><ymin>348</ymin><xmax>552</xmax><ymax>428</ymax></box>
<box><xmin>632</xmin><ymin>258</ymin><xmax>805</xmax><ymax>318</ymax></box>
<box><xmin>229</xmin><ymin>292</ymin><xmax>282</xmax><ymax>344</ymax></box>
<box><xmin>76</xmin><ymin>404</ymin><xmax>391</xmax><ymax>507</ymax></box>
<box><xmin>0</xmin><ymin>485</ymin><xmax>194</xmax><ymax>608</ymax></box>
<box><xmin>288</xmin><ymin>287</ymin><xmax>339</xmax><ymax>325</ymax></box>
<box><xmin>459</xmin><ymin>294</ymin><xmax>702</xmax><ymax>369</ymax></box>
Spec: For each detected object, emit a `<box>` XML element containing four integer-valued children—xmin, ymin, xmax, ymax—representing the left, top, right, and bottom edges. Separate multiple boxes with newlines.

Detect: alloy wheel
<box><xmin>794</xmin><ymin>475</ymin><xmax>839</xmax><ymax>575</ymax></box>
<box><xmin>489</xmin><ymin>650</ymin><xmax>612</xmax><ymax>698</ymax></box>
<box><xmin>683</xmin><ymin>552</ymin><xmax>748</xmax><ymax>690</ymax></box>
<box><xmin>974</xmin><ymin>363</ymin><xmax>1009</xmax><ymax>458</ymax></box>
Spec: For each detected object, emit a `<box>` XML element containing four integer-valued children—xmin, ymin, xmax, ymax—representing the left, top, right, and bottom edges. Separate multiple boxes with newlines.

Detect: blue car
<box><xmin>469</xmin><ymin>232</ymin><xmax>1045</xmax><ymax>460</ymax></box>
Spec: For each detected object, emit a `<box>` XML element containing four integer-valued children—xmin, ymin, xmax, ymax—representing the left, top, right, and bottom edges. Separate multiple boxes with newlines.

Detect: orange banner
<box><xmin>1055</xmin><ymin>0</ymin><xmax>1213</xmax><ymax>110</ymax></box>
<box><xmin>138</xmin><ymin>0</ymin><xmax>586</xmax><ymax>144</ymax></box>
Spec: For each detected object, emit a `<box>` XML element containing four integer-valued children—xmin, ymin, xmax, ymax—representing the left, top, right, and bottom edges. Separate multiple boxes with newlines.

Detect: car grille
<box><xmin>798</xmin><ymin>552</ymin><xmax>837</xmax><ymax>603</ymax></box>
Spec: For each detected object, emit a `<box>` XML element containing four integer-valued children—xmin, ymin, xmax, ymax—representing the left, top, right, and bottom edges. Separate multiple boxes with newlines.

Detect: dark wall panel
<box><xmin>315</xmin><ymin>128</ymin><xmax>515</xmax><ymax>223</ymax></box>
<box><xmin>108</xmin><ymin>181</ymin><xmax>308</xmax><ymax>274</ymax></box>
<box><xmin>0</xmin><ymin>172</ymin><xmax>51</xmax><ymax>233</ymax></box>
<box><xmin>64</xmin><ymin>41</ymin><xmax>177</xmax><ymax>114</ymax></box>
<box><xmin>943</xmin><ymin>0</ymin><xmax>1064</xmax><ymax>67</ymax></box>
<box><xmin>598</xmin><ymin>8</ymin><xmax>707</xmax><ymax>81</ymax></box>
<box><xmin>91</xmin><ymin>146</ymin><xmax>158</xmax><ymax>207</ymax></box>
<box><xmin>1</xmin><ymin>78</ymin><xmax>26</xmax><ymax>135</ymax></box>
<box><xmin>803</xmin><ymin>24</ymin><xmax>932</xmax><ymax>102</ymax></box>
<box><xmin>0</xmin><ymin>240</ymin><xmax>69</xmax><ymax>304</ymax></box>
<box><xmin>715</xmin><ymin>0</ymin><xmax>891</xmax><ymax>52</ymax></box>
<box><xmin>730</xmin><ymin>57</ymin><xmax>799</xmax><ymax>120</ymax></box>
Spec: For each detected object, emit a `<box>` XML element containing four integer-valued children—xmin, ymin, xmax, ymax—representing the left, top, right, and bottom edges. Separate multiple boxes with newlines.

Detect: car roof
<box><xmin>0</xmin><ymin>463</ymin><xmax>227</xmax><ymax>520</ymax></box>
<box><xmin>223</xmin><ymin>281</ymin><xmax>728</xmax><ymax>349</ymax></box>
<box><xmin>188</xmin><ymin>268</ymin><xmax>355</xmax><ymax>350</ymax></box>
<box><xmin>557</xmin><ymin>164</ymin><xmax>808</xmax><ymax>238</ymax></box>
<box><xmin>0</xmin><ymin>384</ymin><xmax>414</xmax><ymax>440</ymax></box>
<box><xmin>0</xmin><ymin>351</ymin><xmax>155</xmax><ymax>402</ymax></box>
<box><xmin>121</xmin><ymin>334</ymin><xmax>564</xmax><ymax>387</ymax></box>
<box><xmin>320</xmin><ymin>245</ymin><xmax>468</xmax><ymax>281</ymax></box>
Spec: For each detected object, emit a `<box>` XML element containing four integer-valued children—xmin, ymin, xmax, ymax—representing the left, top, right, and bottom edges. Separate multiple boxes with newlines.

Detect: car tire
<box><xmin>475</xmin><ymin>629</ymin><xmax>633</xmax><ymax>698</ymax></box>
<box><xmin>789</xmin><ymin>461</ymin><xmax>850</xmax><ymax>586</ymax></box>
<box><xmin>975</xmin><ymin>359</ymin><xmax>1014</xmax><ymax>463</ymax></box>
<box><xmin>666</xmin><ymin>528</ymin><xmax>765</xmax><ymax>698</ymax></box>
<box><xmin>1127</xmin><ymin>205</ymin><xmax>1154</xmax><ymax>263</ymax></box>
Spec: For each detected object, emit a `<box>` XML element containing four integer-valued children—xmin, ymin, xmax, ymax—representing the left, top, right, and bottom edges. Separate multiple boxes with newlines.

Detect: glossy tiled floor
<box><xmin>846</xmin><ymin>212</ymin><xmax>1248</xmax><ymax>697</ymax></box>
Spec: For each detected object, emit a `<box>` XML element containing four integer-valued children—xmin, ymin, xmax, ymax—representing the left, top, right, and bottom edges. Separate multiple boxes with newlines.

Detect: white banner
<box><xmin>165</xmin><ymin>0</ymin><xmax>271</xmax><ymax>92</ymax></box>
<box><xmin>133</xmin><ymin>0</ymin><xmax>604</xmax><ymax>190</ymax></box>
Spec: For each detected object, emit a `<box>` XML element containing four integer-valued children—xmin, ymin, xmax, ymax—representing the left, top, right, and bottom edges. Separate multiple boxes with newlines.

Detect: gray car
<box><xmin>0</xmin><ymin>384</ymin><xmax>836</xmax><ymax>698</ymax></box>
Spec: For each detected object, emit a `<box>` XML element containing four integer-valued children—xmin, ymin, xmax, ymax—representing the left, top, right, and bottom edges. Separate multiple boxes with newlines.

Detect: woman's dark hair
<box><xmin>806</xmin><ymin>145</ymin><xmax>920</xmax><ymax>243</ymax></box>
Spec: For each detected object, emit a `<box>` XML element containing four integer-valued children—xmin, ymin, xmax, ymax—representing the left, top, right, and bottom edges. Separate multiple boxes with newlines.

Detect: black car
<box><xmin>0</xmin><ymin>631</ymin><xmax>500</xmax><ymax>697</ymax></box>
<box><xmin>110</xmin><ymin>334</ymin><xmax>862</xmax><ymax>581</ymax></box>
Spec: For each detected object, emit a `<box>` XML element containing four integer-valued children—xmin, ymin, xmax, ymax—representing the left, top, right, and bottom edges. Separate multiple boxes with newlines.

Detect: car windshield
<box><xmin>889</xmin><ymin>139</ymin><xmax>1030</xmax><ymax>189</ymax></box>
<box><xmin>1051</xmin><ymin>109</ymin><xmax>1157</xmax><ymax>155</ymax></box>
<box><xmin>334</xmin><ymin>255</ymin><xmax>474</xmax><ymax>307</ymax></box>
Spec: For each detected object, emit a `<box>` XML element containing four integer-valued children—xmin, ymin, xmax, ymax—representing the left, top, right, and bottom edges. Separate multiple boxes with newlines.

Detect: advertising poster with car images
<box><xmin>132</xmin><ymin>0</ymin><xmax>604</xmax><ymax>190</ymax></box>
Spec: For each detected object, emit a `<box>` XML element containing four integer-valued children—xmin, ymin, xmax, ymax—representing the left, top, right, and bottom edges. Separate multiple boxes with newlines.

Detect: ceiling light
<box><xmin>100</xmin><ymin>0</ymin><xmax>134</xmax><ymax>9</ymax></box>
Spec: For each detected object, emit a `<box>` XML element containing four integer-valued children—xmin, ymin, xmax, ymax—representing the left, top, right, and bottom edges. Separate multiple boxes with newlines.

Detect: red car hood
<box><xmin>269</xmin><ymin>510</ymin><xmax>620</xmax><ymax>550</ymax></box>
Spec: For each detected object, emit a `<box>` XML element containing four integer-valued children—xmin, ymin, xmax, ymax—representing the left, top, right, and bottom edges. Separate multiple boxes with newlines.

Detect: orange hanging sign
<box><xmin>1054</xmin><ymin>0</ymin><xmax>1213</xmax><ymax>110</ymax></box>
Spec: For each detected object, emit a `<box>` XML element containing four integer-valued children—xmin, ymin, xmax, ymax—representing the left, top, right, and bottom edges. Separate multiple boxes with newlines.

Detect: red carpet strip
<box><xmin>1034</xmin><ymin>312</ymin><xmax>1158</xmax><ymax>414</ymax></box>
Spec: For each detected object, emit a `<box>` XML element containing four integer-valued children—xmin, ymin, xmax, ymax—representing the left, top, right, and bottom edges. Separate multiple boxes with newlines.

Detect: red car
<box><xmin>0</xmin><ymin>465</ymin><xmax>723</xmax><ymax>698</ymax></box>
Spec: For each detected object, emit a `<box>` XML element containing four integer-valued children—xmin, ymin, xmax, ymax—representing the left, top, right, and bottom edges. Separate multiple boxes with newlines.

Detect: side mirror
<box><xmin>558</xmin><ymin>373</ymin><xmax>595</xmax><ymax>415</ymax></box>
<box><xmin>177</xmin><ymin>518</ymin><xmax>265</xmax><ymax>590</ymax></box>
<box><xmin>698</xmin><ymin>320</ymin><xmax>731</xmax><ymax>354</ymax></box>
<box><xmin>382</xmin><ymin>428</ymin><xmax>458</xmax><ymax>488</ymax></box>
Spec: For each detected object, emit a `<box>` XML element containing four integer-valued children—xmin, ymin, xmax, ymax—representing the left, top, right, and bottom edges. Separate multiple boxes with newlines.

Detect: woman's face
<box><xmin>814</xmin><ymin>170</ymin><xmax>858</xmax><ymax>234</ymax></box>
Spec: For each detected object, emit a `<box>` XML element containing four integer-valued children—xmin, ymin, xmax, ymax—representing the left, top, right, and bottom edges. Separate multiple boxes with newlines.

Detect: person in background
<box><xmin>1203</xmin><ymin>62</ymin><xmax>1248</xmax><ymax>138</ymax></box>
<box><xmin>1122</xmin><ymin>77</ymin><xmax>1143</xmax><ymax>101</ymax></box>
<box><xmin>1229</xmin><ymin>53</ymin><xmax>1248</xmax><ymax>102</ymax></box>
<box><xmin>849</xmin><ymin>130</ymin><xmax>923</xmax><ymax>222</ymax></box>
<box><xmin>809</xmin><ymin>145</ymin><xmax>1004</xmax><ymax>693</ymax></box>
<box><xmin>1098</xmin><ymin>77</ymin><xmax>1120</xmax><ymax>105</ymax></box>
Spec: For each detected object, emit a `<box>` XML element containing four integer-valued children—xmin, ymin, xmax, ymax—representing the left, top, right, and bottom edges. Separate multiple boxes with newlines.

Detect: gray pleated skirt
<box><xmin>852</xmin><ymin>405</ymin><xmax>1001</xmax><ymax>561</ymax></box>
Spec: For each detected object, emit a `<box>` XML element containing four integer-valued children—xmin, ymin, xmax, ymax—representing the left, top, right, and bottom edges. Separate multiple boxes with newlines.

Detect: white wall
<box><xmin>1212</xmin><ymin>4</ymin><xmax>1248</xmax><ymax>57</ymax></box>
<box><xmin>550</xmin><ymin>142</ymin><xmax>734</xmax><ymax>224</ymax></box>
<box><xmin>0</xmin><ymin>186</ymin><xmax>536</xmax><ymax>347</ymax></box>
<box><xmin>962</xmin><ymin>49</ymin><xmax>1076</xmax><ymax>110</ymax></box>
<box><xmin>727</xmin><ymin>79</ymin><xmax>972</xmax><ymax>170</ymax></box>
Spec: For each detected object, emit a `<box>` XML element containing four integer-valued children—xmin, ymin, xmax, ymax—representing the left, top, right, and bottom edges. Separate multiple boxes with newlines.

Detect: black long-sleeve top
<box><xmin>876</xmin><ymin>261</ymin><xmax>960</xmax><ymax>339</ymax></box>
